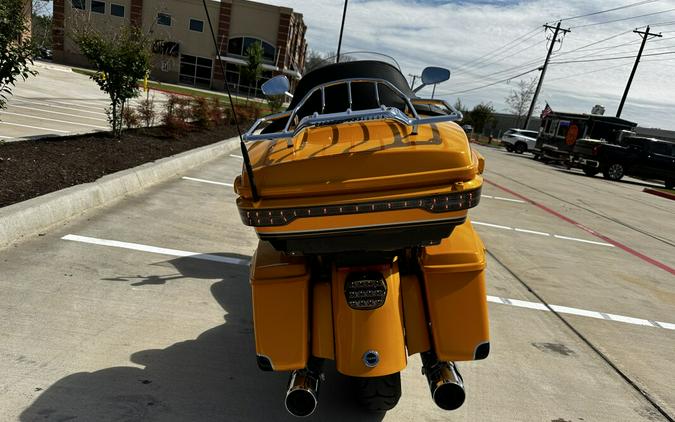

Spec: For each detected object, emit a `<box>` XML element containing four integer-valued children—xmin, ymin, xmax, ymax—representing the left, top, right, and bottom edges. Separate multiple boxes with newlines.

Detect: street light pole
<box><xmin>336</xmin><ymin>0</ymin><xmax>349</xmax><ymax>63</ymax></box>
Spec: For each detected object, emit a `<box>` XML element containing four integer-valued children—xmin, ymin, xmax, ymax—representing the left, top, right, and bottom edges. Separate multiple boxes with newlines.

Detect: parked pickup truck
<box><xmin>571</xmin><ymin>136</ymin><xmax>675</xmax><ymax>189</ymax></box>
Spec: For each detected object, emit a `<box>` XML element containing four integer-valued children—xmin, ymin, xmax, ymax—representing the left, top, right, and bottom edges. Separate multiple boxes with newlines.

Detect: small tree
<box><xmin>505</xmin><ymin>77</ymin><xmax>537</xmax><ymax>126</ymax></box>
<box><xmin>267</xmin><ymin>95</ymin><xmax>284</xmax><ymax>113</ymax></box>
<box><xmin>31</xmin><ymin>14</ymin><xmax>52</xmax><ymax>50</ymax></box>
<box><xmin>469</xmin><ymin>102</ymin><xmax>495</xmax><ymax>135</ymax></box>
<box><xmin>240</xmin><ymin>42</ymin><xmax>263</xmax><ymax>101</ymax></box>
<box><xmin>453</xmin><ymin>98</ymin><xmax>469</xmax><ymax>125</ymax></box>
<box><xmin>0</xmin><ymin>0</ymin><xmax>37</xmax><ymax>110</ymax></box>
<box><xmin>73</xmin><ymin>25</ymin><xmax>150</xmax><ymax>137</ymax></box>
<box><xmin>304</xmin><ymin>49</ymin><xmax>325</xmax><ymax>73</ymax></box>
<box><xmin>136</xmin><ymin>96</ymin><xmax>157</xmax><ymax>128</ymax></box>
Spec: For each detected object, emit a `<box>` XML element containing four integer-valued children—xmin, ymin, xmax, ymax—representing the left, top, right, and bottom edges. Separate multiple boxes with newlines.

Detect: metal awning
<box><xmin>216</xmin><ymin>56</ymin><xmax>302</xmax><ymax>80</ymax></box>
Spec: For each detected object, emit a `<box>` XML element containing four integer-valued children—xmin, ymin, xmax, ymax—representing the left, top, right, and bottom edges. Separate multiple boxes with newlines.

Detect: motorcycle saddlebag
<box><xmin>419</xmin><ymin>219</ymin><xmax>490</xmax><ymax>361</ymax></box>
<box><xmin>250</xmin><ymin>241</ymin><xmax>310</xmax><ymax>371</ymax></box>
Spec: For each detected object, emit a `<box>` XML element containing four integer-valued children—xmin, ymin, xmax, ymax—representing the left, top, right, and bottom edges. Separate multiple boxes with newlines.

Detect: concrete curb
<box><xmin>0</xmin><ymin>136</ymin><xmax>240</xmax><ymax>249</ymax></box>
<box><xmin>643</xmin><ymin>187</ymin><xmax>675</xmax><ymax>201</ymax></box>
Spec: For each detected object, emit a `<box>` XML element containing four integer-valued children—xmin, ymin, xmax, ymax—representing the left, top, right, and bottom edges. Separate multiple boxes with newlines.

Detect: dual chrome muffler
<box><xmin>422</xmin><ymin>352</ymin><xmax>466</xmax><ymax>411</ymax></box>
<box><xmin>285</xmin><ymin>369</ymin><xmax>321</xmax><ymax>417</ymax></box>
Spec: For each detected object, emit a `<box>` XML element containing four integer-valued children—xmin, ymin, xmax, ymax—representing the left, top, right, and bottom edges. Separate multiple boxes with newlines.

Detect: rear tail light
<box><xmin>344</xmin><ymin>271</ymin><xmax>387</xmax><ymax>310</ymax></box>
<box><xmin>238</xmin><ymin>188</ymin><xmax>481</xmax><ymax>227</ymax></box>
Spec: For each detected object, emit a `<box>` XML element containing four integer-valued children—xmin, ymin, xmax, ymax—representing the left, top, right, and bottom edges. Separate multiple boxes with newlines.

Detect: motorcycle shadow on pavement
<box><xmin>20</xmin><ymin>254</ymin><xmax>386</xmax><ymax>422</ymax></box>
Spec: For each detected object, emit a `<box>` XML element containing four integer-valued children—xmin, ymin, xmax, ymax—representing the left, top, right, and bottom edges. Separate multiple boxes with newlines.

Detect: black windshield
<box><xmin>290</xmin><ymin>60</ymin><xmax>412</xmax><ymax>107</ymax></box>
<box><xmin>262</xmin><ymin>60</ymin><xmax>414</xmax><ymax>134</ymax></box>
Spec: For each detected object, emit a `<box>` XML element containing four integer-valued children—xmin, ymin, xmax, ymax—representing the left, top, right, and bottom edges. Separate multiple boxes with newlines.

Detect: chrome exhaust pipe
<box><xmin>423</xmin><ymin>359</ymin><xmax>465</xmax><ymax>410</ymax></box>
<box><xmin>285</xmin><ymin>370</ymin><xmax>320</xmax><ymax>417</ymax></box>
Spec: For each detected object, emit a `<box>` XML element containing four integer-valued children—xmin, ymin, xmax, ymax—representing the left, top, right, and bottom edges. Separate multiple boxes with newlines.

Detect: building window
<box><xmin>189</xmin><ymin>18</ymin><xmax>204</xmax><ymax>32</ymax></box>
<box><xmin>91</xmin><ymin>0</ymin><xmax>105</xmax><ymax>13</ymax></box>
<box><xmin>556</xmin><ymin>120</ymin><xmax>571</xmax><ymax>138</ymax></box>
<box><xmin>72</xmin><ymin>0</ymin><xmax>85</xmax><ymax>10</ymax></box>
<box><xmin>224</xmin><ymin>63</ymin><xmax>273</xmax><ymax>98</ymax></box>
<box><xmin>227</xmin><ymin>36</ymin><xmax>276</xmax><ymax>63</ymax></box>
<box><xmin>157</xmin><ymin>13</ymin><xmax>171</xmax><ymax>26</ymax></box>
<box><xmin>179</xmin><ymin>54</ymin><xmax>212</xmax><ymax>89</ymax></box>
<box><xmin>111</xmin><ymin>3</ymin><xmax>124</xmax><ymax>17</ymax></box>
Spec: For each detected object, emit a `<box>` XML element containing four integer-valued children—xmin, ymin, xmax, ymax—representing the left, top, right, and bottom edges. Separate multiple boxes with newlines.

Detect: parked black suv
<box><xmin>572</xmin><ymin>137</ymin><xmax>675</xmax><ymax>189</ymax></box>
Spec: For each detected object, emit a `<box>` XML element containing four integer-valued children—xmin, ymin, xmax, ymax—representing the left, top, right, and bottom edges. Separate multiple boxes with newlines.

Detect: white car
<box><xmin>501</xmin><ymin>128</ymin><xmax>538</xmax><ymax>154</ymax></box>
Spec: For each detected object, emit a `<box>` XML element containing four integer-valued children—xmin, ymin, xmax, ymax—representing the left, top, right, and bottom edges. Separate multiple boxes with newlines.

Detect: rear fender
<box><xmin>331</xmin><ymin>262</ymin><xmax>407</xmax><ymax>377</ymax></box>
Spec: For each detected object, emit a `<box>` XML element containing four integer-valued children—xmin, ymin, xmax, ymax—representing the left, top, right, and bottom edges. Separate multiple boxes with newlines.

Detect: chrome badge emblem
<box><xmin>363</xmin><ymin>350</ymin><xmax>380</xmax><ymax>367</ymax></box>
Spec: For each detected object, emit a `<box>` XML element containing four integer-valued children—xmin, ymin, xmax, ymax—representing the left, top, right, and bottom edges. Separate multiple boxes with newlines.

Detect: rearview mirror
<box><xmin>421</xmin><ymin>67</ymin><xmax>450</xmax><ymax>85</ymax></box>
<box><xmin>262</xmin><ymin>75</ymin><xmax>291</xmax><ymax>97</ymax></box>
<box><xmin>413</xmin><ymin>67</ymin><xmax>451</xmax><ymax>93</ymax></box>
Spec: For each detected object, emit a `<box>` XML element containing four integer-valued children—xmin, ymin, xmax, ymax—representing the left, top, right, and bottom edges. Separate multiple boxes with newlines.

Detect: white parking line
<box><xmin>514</xmin><ymin>228</ymin><xmax>550</xmax><ymax>236</ymax></box>
<box><xmin>473</xmin><ymin>220</ymin><xmax>614</xmax><ymax>247</ymax></box>
<box><xmin>553</xmin><ymin>235</ymin><xmax>614</xmax><ymax>247</ymax></box>
<box><xmin>487</xmin><ymin>295</ymin><xmax>675</xmax><ymax>331</ymax></box>
<box><xmin>493</xmin><ymin>196</ymin><xmax>525</xmax><ymax>203</ymax></box>
<box><xmin>0</xmin><ymin>111</ymin><xmax>108</xmax><ymax>129</ymax></box>
<box><xmin>182</xmin><ymin>176</ymin><xmax>233</xmax><ymax>187</ymax></box>
<box><xmin>482</xmin><ymin>195</ymin><xmax>525</xmax><ymax>204</ymax></box>
<box><xmin>0</xmin><ymin>121</ymin><xmax>70</xmax><ymax>133</ymax></box>
<box><xmin>10</xmin><ymin>99</ymin><xmax>107</xmax><ymax>116</ymax></box>
<box><xmin>473</xmin><ymin>221</ymin><xmax>513</xmax><ymax>230</ymax></box>
<box><xmin>229</xmin><ymin>154</ymin><xmax>243</xmax><ymax>159</ymax></box>
<box><xmin>59</xmin><ymin>233</ymin><xmax>673</xmax><ymax>331</ymax></box>
<box><xmin>62</xmin><ymin>234</ymin><xmax>250</xmax><ymax>266</ymax></box>
<box><xmin>8</xmin><ymin>104</ymin><xmax>108</xmax><ymax>122</ymax></box>
<box><xmin>14</xmin><ymin>97</ymin><xmax>108</xmax><ymax>113</ymax></box>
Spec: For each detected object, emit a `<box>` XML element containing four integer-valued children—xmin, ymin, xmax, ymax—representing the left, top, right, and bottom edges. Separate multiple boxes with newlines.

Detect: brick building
<box><xmin>51</xmin><ymin>0</ymin><xmax>307</xmax><ymax>96</ymax></box>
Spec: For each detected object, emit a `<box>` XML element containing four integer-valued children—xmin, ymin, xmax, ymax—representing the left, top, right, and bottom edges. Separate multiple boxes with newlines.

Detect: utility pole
<box><xmin>522</xmin><ymin>21</ymin><xmax>570</xmax><ymax>129</ymax></box>
<box><xmin>408</xmin><ymin>73</ymin><xmax>420</xmax><ymax>89</ymax></box>
<box><xmin>336</xmin><ymin>0</ymin><xmax>349</xmax><ymax>63</ymax></box>
<box><xmin>616</xmin><ymin>26</ymin><xmax>661</xmax><ymax>118</ymax></box>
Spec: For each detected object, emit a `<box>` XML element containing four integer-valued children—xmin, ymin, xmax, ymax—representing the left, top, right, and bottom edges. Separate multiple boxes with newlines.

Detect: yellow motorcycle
<box><xmin>233</xmin><ymin>55</ymin><xmax>489</xmax><ymax>417</ymax></box>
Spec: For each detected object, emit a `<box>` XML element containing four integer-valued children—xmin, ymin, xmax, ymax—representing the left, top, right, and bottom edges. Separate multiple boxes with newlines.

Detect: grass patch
<box><xmin>470</xmin><ymin>135</ymin><xmax>502</xmax><ymax>148</ymax></box>
<box><xmin>652</xmin><ymin>187</ymin><xmax>675</xmax><ymax>195</ymax></box>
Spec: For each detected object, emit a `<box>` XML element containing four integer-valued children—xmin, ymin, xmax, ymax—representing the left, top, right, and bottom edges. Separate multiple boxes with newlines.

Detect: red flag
<box><xmin>540</xmin><ymin>102</ymin><xmax>553</xmax><ymax>119</ymax></box>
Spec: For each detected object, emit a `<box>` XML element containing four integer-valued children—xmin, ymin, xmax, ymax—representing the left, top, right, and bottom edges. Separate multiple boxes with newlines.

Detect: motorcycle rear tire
<box><xmin>353</xmin><ymin>372</ymin><xmax>402</xmax><ymax>412</ymax></box>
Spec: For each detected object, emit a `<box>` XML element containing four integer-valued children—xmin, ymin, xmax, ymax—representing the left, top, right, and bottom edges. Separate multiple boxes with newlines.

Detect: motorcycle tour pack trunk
<box><xmin>234</xmin><ymin>60</ymin><xmax>489</xmax><ymax>414</ymax></box>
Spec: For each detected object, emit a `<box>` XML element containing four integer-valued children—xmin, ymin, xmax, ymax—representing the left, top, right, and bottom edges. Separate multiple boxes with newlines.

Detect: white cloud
<box><xmin>266</xmin><ymin>0</ymin><xmax>675</xmax><ymax>129</ymax></box>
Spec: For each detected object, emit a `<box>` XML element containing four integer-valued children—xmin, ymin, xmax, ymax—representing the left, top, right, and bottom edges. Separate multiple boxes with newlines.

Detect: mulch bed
<box><xmin>0</xmin><ymin>125</ymin><xmax>242</xmax><ymax>208</ymax></box>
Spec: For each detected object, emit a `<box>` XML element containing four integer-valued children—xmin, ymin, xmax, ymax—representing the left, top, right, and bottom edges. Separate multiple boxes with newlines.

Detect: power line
<box><xmin>566</xmin><ymin>38</ymin><xmax>675</xmax><ymax>60</ymax></box>
<box><xmin>570</xmin><ymin>7</ymin><xmax>675</xmax><ymax>29</ymax></box>
<box><xmin>555</xmin><ymin>29</ymin><xmax>635</xmax><ymax>57</ymax></box>
<box><xmin>642</xmin><ymin>55</ymin><xmax>675</xmax><ymax>61</ymax></box>
<box><xmin>553</xmin><ymin>30</ymin><xmax>675</xmax><ymax>62</ymax></box>
<box><xmin>451</xmin><ymin>57</ymin><xmax>545</xmax><ymax>87</ymax></box>
<box><xmin>440</xmin><ymin>67</ymin><xmax>541</xmax><ymax>96</ymax></box>
<box><xmin>642</xmin><ymin>19</ymin><xmax>675</xmax><ymax>26</ymax></box>
<box><xmin>551</xmin><ymin>49</ymin><xmax>675</xmax><ymax>64</ymax></box>
<box><xmin>546</xmin><ymin>62</ymin><xmax>632</xmax><ymax>82</ymax></box>
<box><xmin>455</xmin><ymin>34</ymin><xmax>542</xmax><ymax>74</ymax></box>
<box><xmin>452</xmin><ymin>26</ymin><xmax>542</xmax><ymax>73</ymax></box>
<box><xmin>458</xmin><ymin>41</ymin><xmax>541</xmax><ymax>78</ymax></box>
<box><xmin>557</xmin><ymin>0</ymin><xmax>660</xmax><ymax>22</ymax></box>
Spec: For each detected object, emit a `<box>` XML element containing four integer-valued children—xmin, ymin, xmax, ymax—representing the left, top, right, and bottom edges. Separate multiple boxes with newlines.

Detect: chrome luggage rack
<box><xmin>242</xmin><ymin>78</ymin><xmax>463</xmax><ymax>144</ymax></box>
